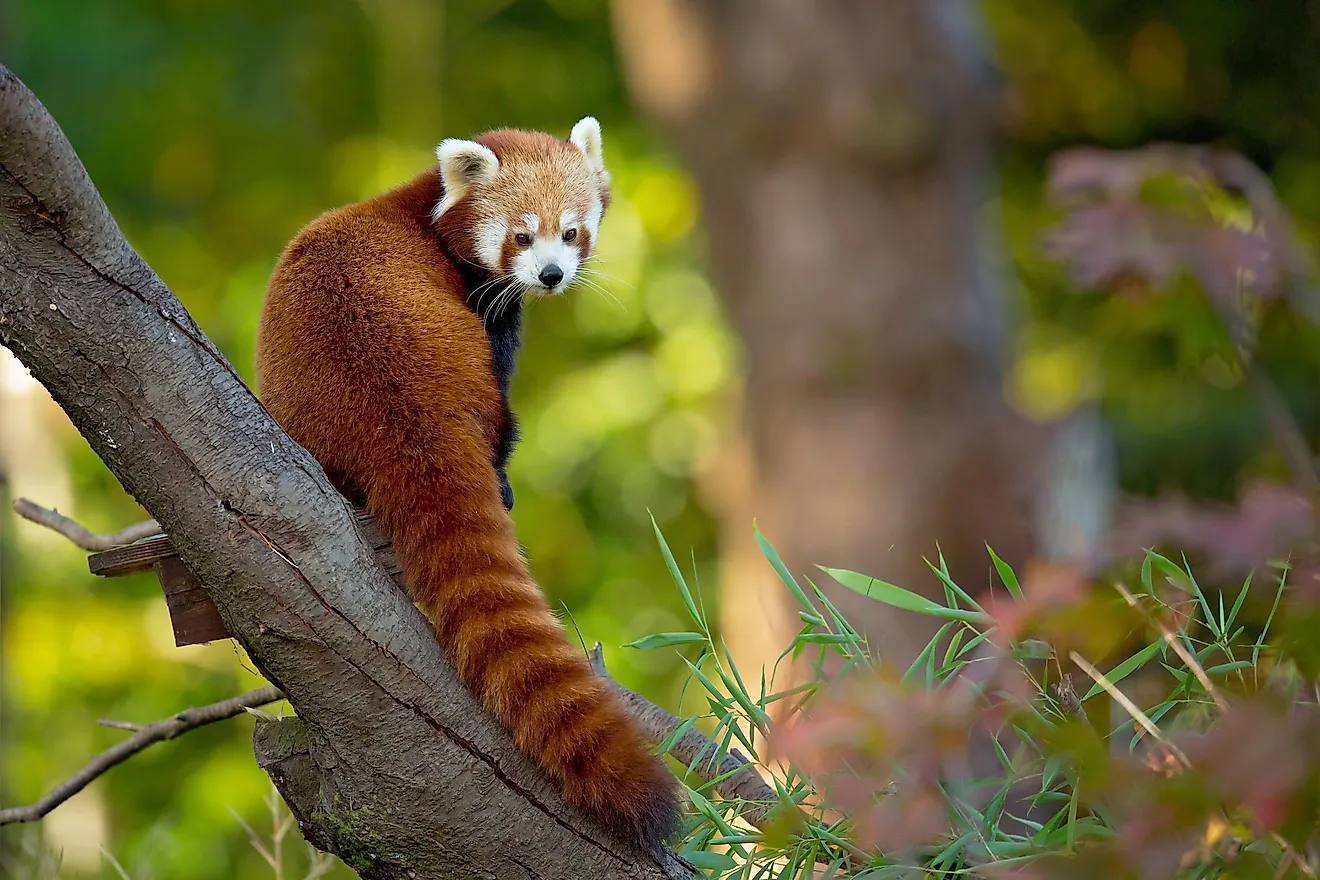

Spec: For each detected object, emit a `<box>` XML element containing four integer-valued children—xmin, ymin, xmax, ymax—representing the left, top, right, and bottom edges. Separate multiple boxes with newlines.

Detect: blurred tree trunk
<box><xmin>612</xmin><ymin>0</ymin><xmax>1052</xmax><ymax>680</ymax></box>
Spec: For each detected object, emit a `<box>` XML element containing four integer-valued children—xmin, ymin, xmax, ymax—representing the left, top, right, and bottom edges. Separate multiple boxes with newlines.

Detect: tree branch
<box><xmin>11</xmin><ymin>496</ymin><xmax>160</xmax><ymax>549</ymax></box>
<box><xmin>0</xmin><ymin>63</ymin><xmax>696</xmax><ymax>879</ymax></box>
<box><xmin>0</xmin><ymin>687</ymin><xmax>284</xmax><ymax>826</ymax></box>
<box><xmin>16</xmin><ymin>494</ymin><xmax>763</xmax><ymax>840</ymax></box>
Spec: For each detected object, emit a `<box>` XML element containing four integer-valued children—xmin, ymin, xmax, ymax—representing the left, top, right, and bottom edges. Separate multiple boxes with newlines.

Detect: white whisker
<box><xmin>579</xmin><ymin>264</ymin><xmax>634</xmax><ymax>291</ymax></box>
<box><xmin>570</xmin><ymin>275</ymin><xmax>626</xmax><ymax>313</ymax></box>
<box><xmin>467</xmin><ymin>271</ymin><xmax>520</xmax><ymax>331</ymax></box>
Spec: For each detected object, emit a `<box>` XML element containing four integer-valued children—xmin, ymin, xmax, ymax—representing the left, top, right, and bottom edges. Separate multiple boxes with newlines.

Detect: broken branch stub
<box><xmin>78</xmin><ymin>505</ymin><xmax>401</xmax><ymax>647</ymax></box>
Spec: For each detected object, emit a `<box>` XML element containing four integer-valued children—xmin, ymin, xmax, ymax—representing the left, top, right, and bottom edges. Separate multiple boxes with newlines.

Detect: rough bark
<box><xmin>612</xmin><ymin>0</ymin><xmax>1050</xmax><ymax>676</ymax></box>
<box><xmin>0</xmin><ymin>64</ymin><xmax>695</xmax><ymax>880</ymax></box>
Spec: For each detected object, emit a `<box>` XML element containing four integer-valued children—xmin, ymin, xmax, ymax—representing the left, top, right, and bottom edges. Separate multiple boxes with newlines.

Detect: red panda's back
<box><xmin>255</xmin><ymin>170</ymin><xmax>504</xmax><ymax>499</ymax></box>
<box><xmin>255</xmin><ymin>158</ymin><xmax>682</xmax><ymax>848</ymax></box>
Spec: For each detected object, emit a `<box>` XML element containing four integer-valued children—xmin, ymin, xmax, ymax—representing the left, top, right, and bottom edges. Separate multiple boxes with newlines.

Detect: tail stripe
<box><xmin>376</xmin><ymin>464</ymin><xmax>681</xmax><ymax>846</ymax></box>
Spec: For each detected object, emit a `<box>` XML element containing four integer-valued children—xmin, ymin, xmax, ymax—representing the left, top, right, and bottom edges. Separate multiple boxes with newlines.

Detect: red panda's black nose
<box><xmin>539</xmin><ymin>265</ymin><xmax>564</xmax><ymax>287</ymax></box>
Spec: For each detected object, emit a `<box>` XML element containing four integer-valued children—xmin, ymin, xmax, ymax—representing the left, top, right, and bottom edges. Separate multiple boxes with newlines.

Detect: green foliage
<box><xmin>646</xmin><ymin>527</ymin><xmax>1320</xmax><ymax>878</ymax></box>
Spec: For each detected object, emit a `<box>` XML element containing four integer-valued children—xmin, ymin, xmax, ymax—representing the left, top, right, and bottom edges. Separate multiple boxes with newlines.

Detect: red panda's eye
<box><xmin>562</xmin><ymin>228</ymin><xmax>577</xmax><ymax>243</ymax></box>
<box><xmin>514</xmin><ymin>233</ymin><xmax>532</xmax><ymax>247</ymax></box>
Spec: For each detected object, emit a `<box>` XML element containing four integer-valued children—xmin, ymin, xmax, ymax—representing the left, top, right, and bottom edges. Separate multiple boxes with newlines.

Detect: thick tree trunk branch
<box><xmin>0</xmin><ymin>64</ymin><xmax>695</xmax><ymax>880</ymax></box>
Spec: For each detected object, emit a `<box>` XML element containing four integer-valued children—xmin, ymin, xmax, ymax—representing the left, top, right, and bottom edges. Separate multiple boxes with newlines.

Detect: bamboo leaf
<box><xmin>820</xmin><ymin>567</ymin><xmax>990</xmax><ymax>624</ymax></box>
<box><xmin>1082</xmin><ymin>640</ymin><xmax>1162</xmax><ymax>701</ymax></box>
<box><xmin>651</xmin><ymin>516</ymin><xmax>704</xmax><ymax>628</ymax></box>
<box><xmin>987</xmin><ymin>544</ymin><xmax>1024</xmax><ymax>601</ymax></box>
<box><xmin>624</xmin><ymin>632</ymin><xmax>707</xmax><ymax>650</ymax></box>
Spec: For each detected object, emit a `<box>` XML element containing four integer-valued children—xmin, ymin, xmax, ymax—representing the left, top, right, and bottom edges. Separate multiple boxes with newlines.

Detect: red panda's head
<box><xmin>432</xmin><ymin>117</ymin><xmax>610</xmax><ymax>298</ymax></box>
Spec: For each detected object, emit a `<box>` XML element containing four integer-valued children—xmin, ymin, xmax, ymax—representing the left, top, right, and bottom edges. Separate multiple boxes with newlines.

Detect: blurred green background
<box><xmin>3</xmin><ymin>1</ymin><xmax>1320</xmax><ymax>877</ymax></box>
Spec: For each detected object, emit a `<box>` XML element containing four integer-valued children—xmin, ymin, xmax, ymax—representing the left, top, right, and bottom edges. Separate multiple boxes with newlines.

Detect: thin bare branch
<box><xmin>589</xmin><ymin>643</ymin><xmax>779</xmax><ymax>828</ymax></box>
<box><xmin>0</xmin><ymin>686</ymin><xmax>284</xmax><ymax>826</ymax></box>
<box><xmin>11</xmin><ymin>497</ymin><xmax>160</xmax><ymax>550</ymax></box>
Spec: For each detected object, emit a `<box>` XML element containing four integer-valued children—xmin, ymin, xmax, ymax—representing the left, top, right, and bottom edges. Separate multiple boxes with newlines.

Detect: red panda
<box><xmin>254</xmin><ymin>118</ymin><xmax>680</xmax><ymax>847</ymax></box>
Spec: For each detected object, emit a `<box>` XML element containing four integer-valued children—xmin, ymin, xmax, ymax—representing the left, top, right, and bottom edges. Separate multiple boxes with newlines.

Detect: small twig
<box><xmin>229</xmin><ymin>805</ymin><xmax>279</xmax><ymax>875</ymax></box>
<box><xmin>1272</xmin><ymin>833</ymin><xmax>1320</xmax><ymax>879</ymax></box>
<box><xmin>1070</xmin><ymin>650</ymin><xmax>1190</xmax><ymax>770</ymax></box>
<box><xmin>100</xmin><ymin>846</ymin><xmax>133</xmax><ymax>880</ymax></box>
<box><xmin>0</xmin><ymin>686</ymin><xmax>284</xmax><ymax>826</ymax></box>
<box><xmin>11</xmin><ymin>497</ymin><xmax>161</xmax><ymax>550</ymax></box>
<box><xmin>1114</xmin><ymin>581</ymin><xmax>1229</xmax><ymax>712</ymax></box>
<box><xmin>589</xmin><ymin>642</ymin><xmax>781</xmax><ymax>828</ymax></box>
<box><xmin>95</xmin><ymin>719</ymin><xmax>144</xmax><ymax>732</ymax></box>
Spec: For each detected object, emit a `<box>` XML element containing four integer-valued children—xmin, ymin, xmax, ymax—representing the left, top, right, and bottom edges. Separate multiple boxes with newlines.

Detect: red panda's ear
<box><xmin>435</xmin><ymin>139</ymin><xmax>499</xmax><ymax>217</ymax></box>
<box><xmin>569</xmin><ymin>117</ymin><xmax>606</xmax><ymax>176</ymax></box>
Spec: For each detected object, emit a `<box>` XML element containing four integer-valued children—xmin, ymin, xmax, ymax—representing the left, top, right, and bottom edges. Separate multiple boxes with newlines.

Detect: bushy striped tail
<box><xmin>368</xmin><ymin>462</ymin><xmax>681</xmax><ymax>846</ymax></box>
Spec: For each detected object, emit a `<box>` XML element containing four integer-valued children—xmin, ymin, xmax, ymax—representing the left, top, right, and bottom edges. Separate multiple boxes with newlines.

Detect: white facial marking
<box><xmin>556</xmin><ymin>246</ymin><xmax>582</xmax><ymax>290</ymax></box>
<box><xmin>512</xmin><ymin>248</ymin><xmax>539</xmax><ymax>289</ymax></box>
<box><xmin>521</xmin><ymin>213</ymin><xmax>540</xmax><ymax>235</ymax></box>
<box><xmin>512</xmin><ymin>229</ymin><xmax>585</xmax><ymax>295</ymax></box>
<box><xmin>585</xmin><ymin>195</ymin><xmax>603</xmax><ymax>241</ymax></box>
<box><xmin>475</xmin><ymin>217</ymin><xmax>507</xmax><ymax>270</ymax></box>
<box><xmin>560</xmin><ymin>210</ymin><xmax>581</xmax><ymax>232</ymax></box>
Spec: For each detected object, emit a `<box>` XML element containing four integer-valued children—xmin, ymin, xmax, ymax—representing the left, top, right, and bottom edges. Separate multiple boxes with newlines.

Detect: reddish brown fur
<box><xmin>255</xmin><ymin>130</ymin><xmax>678</xmax><ymax>846</ymax></box>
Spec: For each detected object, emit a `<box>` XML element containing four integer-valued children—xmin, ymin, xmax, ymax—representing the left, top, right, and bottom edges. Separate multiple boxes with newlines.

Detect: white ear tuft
<box><xmin>434</xmin><ymin>139</ymin><xmax>499</xmax><ymax>218</ymax></box>
<box><xmin>569</xmin><ymin>116</ymin><xmax>605</xmax><ymax>173</ymax></box>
